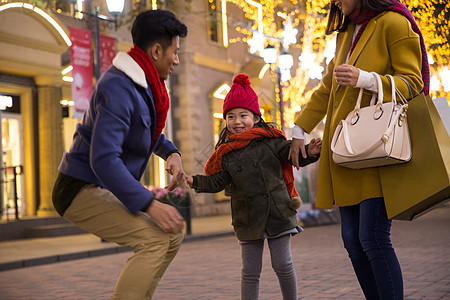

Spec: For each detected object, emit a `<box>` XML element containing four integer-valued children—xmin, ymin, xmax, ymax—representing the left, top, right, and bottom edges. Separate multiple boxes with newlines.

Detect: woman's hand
<box><xmin>289</xmin><ymin>138</ymin><xmax>307</xmax><ymax>170</ymax></box>
<box><xmin>334</xmin><ymin>64</ymin><xmax>359</xmax><ymax>87</ymax></box>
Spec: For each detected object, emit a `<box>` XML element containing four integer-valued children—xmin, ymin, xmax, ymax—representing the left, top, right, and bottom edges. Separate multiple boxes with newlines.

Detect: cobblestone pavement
<box><xmin>0</xmin><ymin>207</ymin><xmax>448</xmax><ymax>300</ymax></box>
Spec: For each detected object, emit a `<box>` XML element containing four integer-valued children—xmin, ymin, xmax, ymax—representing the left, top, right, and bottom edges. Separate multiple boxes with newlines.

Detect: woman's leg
<box><xmin>340</xmin><ymin>204</ymin><xmax>380</xmax><ymax>299</ymax></box>
<box><xmin>240</xmin><ymin>239</ymin><xmax>264</xmax><ymax>300</ymax></box>
<box><xmin>268</xmin><ymin>235</ymin><xmax>297</xmax><ymax>300</ymax></box>
<box><xmin>359</xmin><ymin>198</ymin><xmax>403</xmax><ymax>300</ymax></box>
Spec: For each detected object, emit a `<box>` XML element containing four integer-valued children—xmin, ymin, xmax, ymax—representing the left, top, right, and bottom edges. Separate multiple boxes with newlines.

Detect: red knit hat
<box><xmin>223</xmin><ymin>74</ymin><xmax>260</xmax><ymax>118</ymax></box>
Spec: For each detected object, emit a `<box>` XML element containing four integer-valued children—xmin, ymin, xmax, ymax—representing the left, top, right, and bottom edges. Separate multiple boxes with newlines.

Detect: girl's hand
<box><xmin>185</xmin><ymin>175</ymin><xmax>193</xmax><ymax>187</ymax></box>
<box><xmin>334</xmin><ymin>64</ymin><xmax>359</xmax><ymax>87</ymax></box>
<box><xmin>308</xmin><ymin>138</ymin><xmax>322</xmax><ymax>156</ymax></box>
<box><xmin>166</xmin><ymin>153</ymin><xmax>189</xmax><ymax>190</ymax></box>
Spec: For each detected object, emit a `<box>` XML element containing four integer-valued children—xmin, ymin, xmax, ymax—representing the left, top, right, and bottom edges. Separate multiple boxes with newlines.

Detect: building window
<box><xmin>53</xmin><ymin>0</ymin><xmax>72</xmax><ymax>14</ymax></box>
<box><xmin>207</xmin><ymin>0</ymin><xmax>220</xmax><ymax>42</ymax></box>
<box><xmin>207</xmin><ymin>0</ymin><xmax>227</xmax><ymax>46</ymax></box>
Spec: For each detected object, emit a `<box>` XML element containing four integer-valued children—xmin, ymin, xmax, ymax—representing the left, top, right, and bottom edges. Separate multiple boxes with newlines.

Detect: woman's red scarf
<box><xmin>204</xmin><ymin>127</ymin><xmax>300</xmax><ymax>199</ymax></box>
<box><xmin>347</xmin><ymin>0</ymin><xmax>430</xmax><ymax>95</ymax></box>
<box><xmin>127</xmin><ymin>45</ymin><xmax>170</xmax><ymax>146</ymax></box>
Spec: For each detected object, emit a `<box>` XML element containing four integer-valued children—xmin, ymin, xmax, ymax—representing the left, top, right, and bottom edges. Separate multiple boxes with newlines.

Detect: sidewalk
<box><xmin>0</xmin><ymin>204</ymin><xmax>340</xmax><ymax>271</ymax></box>
<box><xmin>0</xmin><ymin>214</ymin><xmax>234</xmax><ymax>271</ymax></box>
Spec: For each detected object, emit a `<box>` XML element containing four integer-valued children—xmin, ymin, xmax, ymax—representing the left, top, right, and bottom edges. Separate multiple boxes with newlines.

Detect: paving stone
<box><xmin>0</xmin><ymin>207</ymin><xmax>448</xmax><ymax>299</ymax></box>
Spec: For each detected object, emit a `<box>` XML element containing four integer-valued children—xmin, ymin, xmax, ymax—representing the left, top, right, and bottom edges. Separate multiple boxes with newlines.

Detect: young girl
<box><xmin>186</xmin><ymin>74</ymin><xmax>321</xmax><ymax>300</ymax></box>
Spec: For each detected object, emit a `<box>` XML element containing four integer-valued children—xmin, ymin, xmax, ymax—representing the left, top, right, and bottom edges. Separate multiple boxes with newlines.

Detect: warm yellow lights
<box><xmin>152</xmin><ymin>0</ymin><xmax>157</xmax><ymax>10</ymax></box>
<box><xmin>292</xmin><ymin>106</ymin><xmax>301</xmax><ymax>112</ymax></box>
<box><xmin>0</xmin><ymin>95</ymin><xmax>13</xmax><ymax>110</ymax></box>
<box><xmin>277</xmin><ymin>12</ymin><xmax>287</xmax><ymax>19</ymax></box>
<box><xmin>76</xmin><ymin>0</ymin><xmax>83</xmax><ymax>19</ymax></box>
<box><xmin>222</xmin><ymin>0</ymin><xmax>229</xmax><ymax>47</ymax></box>
<box><xmin>158</xmin><ymin>157</ymin><xmax>166</xmax><ymax>188</ymax></box>
<box><xmin>61</xmin><ymin>65</ymin><xmax>73</xmax><ymax>75</ymax></box>
<box><xmin>0</xmin><ymin>2</ymin><xmax>72</xmax><ymax>47</ymax></box>
<box><xmin>213</xmin><ymin>112</ymin><xmax>223</xmax><ymax>119</ymax></box>
<box><xmin>60</xmin><ymin>99</ymin><xmax>74</xmax><ymax>106</ymax></box>
<box><xmin>62</xmin><ymin>76</ymin><xmax>73</xmax><ymax>82</ymax></box>
<box><xmin>213</xmin><ymin>83</ymin><xmax>231</xmax><ymax>100</ymax></box>
<box><xmin>245</xmin><ymin>0</ymin><xmax>263</xmax><ymax>33</ymax></box>
<box><xmin>258</xmin><ymin>64</ymin><xmax>270</xmax><ymax>79</ymax></box>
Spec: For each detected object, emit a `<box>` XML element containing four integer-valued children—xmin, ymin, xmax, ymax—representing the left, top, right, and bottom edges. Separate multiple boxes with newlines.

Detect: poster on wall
<box><xmin>70</xmin><ymin>27</ymin><xmax>93</xmax><ymax>119</ymax></box>
<box><xmin>99</xmin><ymin>34</ymin><xmax>116</xmax><ymax>75</ymax></box>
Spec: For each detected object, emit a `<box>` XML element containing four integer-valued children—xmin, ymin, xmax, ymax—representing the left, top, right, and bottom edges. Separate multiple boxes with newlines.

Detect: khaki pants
<box><xmin>63</xmin><ymin>184</ymin><xmax>184</xmax><ymax>299</ymax></box>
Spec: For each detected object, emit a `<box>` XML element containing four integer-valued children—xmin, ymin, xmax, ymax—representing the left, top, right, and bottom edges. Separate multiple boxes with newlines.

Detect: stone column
<box><xmin>35</xmin><ymin>76</ymin><xmax>64</xmax><ymax>216</ymax></box>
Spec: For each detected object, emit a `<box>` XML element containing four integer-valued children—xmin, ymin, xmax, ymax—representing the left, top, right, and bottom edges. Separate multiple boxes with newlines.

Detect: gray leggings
<box><xmin>240</xmin><ymin>234</ymin><xmax>297</xmax><ymax>300</ymax></box>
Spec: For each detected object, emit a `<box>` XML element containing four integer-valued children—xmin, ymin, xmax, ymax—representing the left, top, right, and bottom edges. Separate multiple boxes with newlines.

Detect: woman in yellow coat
<box><xmin>290</xmin><ymin>0</ymin><xmax>430</xmax><ymax>299</ymax></box>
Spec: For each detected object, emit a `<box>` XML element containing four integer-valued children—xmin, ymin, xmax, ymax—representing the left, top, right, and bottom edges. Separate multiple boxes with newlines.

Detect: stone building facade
<box><xmin>0</xmin><ymin>0</ymin><xmax>279</xmax><ymax>219</ymax></box>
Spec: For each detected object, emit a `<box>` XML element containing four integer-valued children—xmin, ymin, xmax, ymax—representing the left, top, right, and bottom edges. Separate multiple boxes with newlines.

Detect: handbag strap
<box><xmin>355</xmin><ymin>72</ymin><xmax>384</xmax><ymax>110</ymax></box>
<box><xmin>396</xmin><ymin>75</ymin><xmax>420</xmax><ymax>100</ymax></box>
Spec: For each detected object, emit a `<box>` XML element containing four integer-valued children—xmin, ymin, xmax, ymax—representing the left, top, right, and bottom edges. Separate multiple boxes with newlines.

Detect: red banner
<box><xmin>99</xmin><ymin>34</ymin><xmax>116</xmax><ymax>75</ymax></box>
<box><xmin>70</xmin><ymin>27</ymin><xmax>93</xmax><ymax>119</ymax></box>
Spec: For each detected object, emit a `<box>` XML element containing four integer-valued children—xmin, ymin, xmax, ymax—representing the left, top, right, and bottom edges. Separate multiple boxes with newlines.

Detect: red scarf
<box><xmin>348</xmin><ymin>1</ymin><xmax>430</xmax><ymax>95</ymax></box>
<box><xmin>204</xmin><ymin>127</ymin><xmax>300</xmax><ymax>199</ymax></box>
<box><xmin>127</xmin><ymin>45</ymin><xmax>170</xmax><ymax>145</ymax></box>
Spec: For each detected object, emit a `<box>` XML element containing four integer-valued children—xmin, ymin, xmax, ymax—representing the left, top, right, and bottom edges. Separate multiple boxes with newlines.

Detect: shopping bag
<box><xmin>380</xmin><ymin>95</ymin><xmax>450</xmax><ymax>220</ymax></box>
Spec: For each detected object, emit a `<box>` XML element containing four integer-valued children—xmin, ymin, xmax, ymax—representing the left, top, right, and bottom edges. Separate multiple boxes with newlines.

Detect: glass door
<box><xmin>1</xmin><ymin>112</ymin><xmax>24</xmax><ymax>219</ymax></box>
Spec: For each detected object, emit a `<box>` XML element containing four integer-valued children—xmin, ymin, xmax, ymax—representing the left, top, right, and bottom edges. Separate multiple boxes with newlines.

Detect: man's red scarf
<box><xmin>204</xmin><ymin>127</ymin><xmax>300</xmax><ymax>199</ymax></box>
<box><xmin>127</xmin><ymin>45</ymin><xmax>170</xmax><ymax>146</ymax></box>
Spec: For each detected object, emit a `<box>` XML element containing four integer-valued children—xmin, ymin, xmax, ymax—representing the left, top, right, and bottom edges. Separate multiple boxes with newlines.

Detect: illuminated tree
<box><xmin>407</xmin><ymin>1</ymin><xmax>450</xmax><ymax>98</ymax></box>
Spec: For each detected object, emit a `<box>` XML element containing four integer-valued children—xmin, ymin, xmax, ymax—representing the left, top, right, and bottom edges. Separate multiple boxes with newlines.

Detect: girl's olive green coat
<box><xmin>192</xmin><ymin>137</ymin><xmax>318</xmax><ymax>241</ymax></box>
<box><xmin>294</xmin><ymin>11</ymin><xmax>424</xmax><ymax>209</ymax></box>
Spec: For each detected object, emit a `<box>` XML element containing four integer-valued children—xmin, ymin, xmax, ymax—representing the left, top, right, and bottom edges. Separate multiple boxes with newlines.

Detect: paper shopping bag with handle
<box><xmin>380</xmin><ymin>95</ymin><xmax>450</xmax><ymax>220</ymax></box>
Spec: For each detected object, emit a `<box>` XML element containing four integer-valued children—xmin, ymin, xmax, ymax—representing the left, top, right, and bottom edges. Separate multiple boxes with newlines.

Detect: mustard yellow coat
<box><xmin>294</xmin><ymin>11</ymin><xmax>424</xmax><ymax>209</ymax></box>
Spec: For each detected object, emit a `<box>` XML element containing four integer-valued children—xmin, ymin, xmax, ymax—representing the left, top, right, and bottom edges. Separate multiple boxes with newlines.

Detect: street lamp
<box><xmin>69</xmin><ymin>0</ymin><xmax>124</xmax><ymax>80</ymax></box>
<box><xmin>262</xmin><ymin>45</ymin><xmax>293</xmax><ymax>132</ymax></box>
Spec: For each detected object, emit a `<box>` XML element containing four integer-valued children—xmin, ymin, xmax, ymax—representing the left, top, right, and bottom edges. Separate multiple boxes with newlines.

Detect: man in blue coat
<box><xmin>52</xmin><ymin>10</ymin><xmax>188</xmax><ymax>299</ymax></box>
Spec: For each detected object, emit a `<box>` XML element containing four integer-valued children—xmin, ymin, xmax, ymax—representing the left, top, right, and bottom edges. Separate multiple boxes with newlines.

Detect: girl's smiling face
<box><xmin>226</xmin><ymin>108</ymin><xmax>260</xmax><ymax>134</ymax></box>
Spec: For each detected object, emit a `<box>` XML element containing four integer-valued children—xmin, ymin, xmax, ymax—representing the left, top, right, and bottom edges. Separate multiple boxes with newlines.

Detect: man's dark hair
<box><xmin>131</xmin><ymin>10</ymin><xmax>188</xmax><ymax>51</ymax></box>
<box><xmin>325</xmin><ymin>0</ymin><xmax>392</xmax><ymax>34</ymax></box>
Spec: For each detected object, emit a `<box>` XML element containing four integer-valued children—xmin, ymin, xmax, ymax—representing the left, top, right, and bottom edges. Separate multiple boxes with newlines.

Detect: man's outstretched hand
<box><xmin>165</xmin><ymin>153</ymin><xmax>189</xmax><ymax>191</ymax></box>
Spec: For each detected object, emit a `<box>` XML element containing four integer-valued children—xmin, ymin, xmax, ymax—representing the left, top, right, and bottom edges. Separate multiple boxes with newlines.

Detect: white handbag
<box><xmin>331</xmin><ymin>73</ymin><xmax>411</xmax><ymax>169</ymax></box>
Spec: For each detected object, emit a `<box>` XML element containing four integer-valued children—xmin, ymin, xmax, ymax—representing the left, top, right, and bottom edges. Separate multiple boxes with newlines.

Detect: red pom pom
<box><xmin>233</xmin><ymin>74</ymin><xmax>251</xmax><ymax>87</ymax></box>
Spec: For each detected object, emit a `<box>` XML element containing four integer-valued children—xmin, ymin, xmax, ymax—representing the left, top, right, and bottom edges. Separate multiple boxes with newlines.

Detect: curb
<box><xmin>0</xmin><ymin>211</ymin><xmax>340</xmax><ymax>272</ymax></box>
<box><xmin>0</xmin><ymin>231</ymin><xmax>236</xmax><ymax>272</ymax></box>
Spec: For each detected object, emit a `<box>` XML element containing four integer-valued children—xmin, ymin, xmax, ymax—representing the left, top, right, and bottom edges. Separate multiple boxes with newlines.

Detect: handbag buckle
<box><xmin>382</xmin><ymin>134</ymin><xmax>390</xmax><ymax>143</ymax></box>
<box><xmin>351</xmin><ymin>110</ymin><xmax>360</xmax><ymax>125</ymax></box>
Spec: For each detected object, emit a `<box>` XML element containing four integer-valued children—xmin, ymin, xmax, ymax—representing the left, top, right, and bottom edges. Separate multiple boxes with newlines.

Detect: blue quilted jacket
<box><xmin>58</xmin><ymin>52</ymin><xmax>178</xmax><ymax>214</ymax></box>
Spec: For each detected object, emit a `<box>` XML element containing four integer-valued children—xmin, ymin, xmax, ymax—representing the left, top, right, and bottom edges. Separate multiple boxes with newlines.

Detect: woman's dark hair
<box><xmin>131</xmin><ymin>10</ymin><xmax>188</xmax><ymax>51</ymax></box>
<box><xmin>325</xmin><ymin>0</ymin><xmax>393</xmax><ymax>34</ymax></box>
<box><xmin>215</xmin><ymin>114</ymin><xmax>278</xmax><ymax>149</ymax></box>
